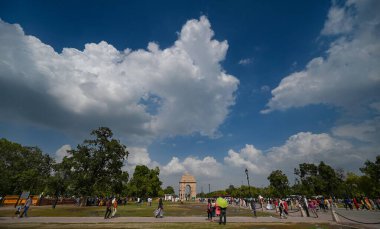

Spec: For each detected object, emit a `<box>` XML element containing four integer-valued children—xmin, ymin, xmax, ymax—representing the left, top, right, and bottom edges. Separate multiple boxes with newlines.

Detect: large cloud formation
<box><xmin>262</xmin><ymin>0</ymin><xmax>380</xmax><ymax>113</ymax></box>
<box><xmin>158</xmin><ymin>131</ymin><xmax>369</xmax><ymax>190</ymax></box>
<box><xmin>0</xmin><ymin>16</ymin><xmax>238</xmax><ymax>141</ymax></box>
<box><xmin>223</xmin><ymin>132</ymin><xmax>368</xmax><ymax>186</ymax></box>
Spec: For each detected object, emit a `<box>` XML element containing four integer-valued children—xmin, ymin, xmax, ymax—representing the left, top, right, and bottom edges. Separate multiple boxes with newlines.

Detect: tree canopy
<box><xmin>60</xmin><ymin>127</ymin><xmax>129</xmax><ymax>197</ymax></box>
<box><xmin>0</xmin><ymin>138</ymin><xmax>53</xmax><ymax>196</ymax></box>
<box><xmin>267</xmin><ymin>170</ymin><xmax>289</xmax><ymax>197</ymax></box>
<box><xmin>127</xmin><ymin>165</ymin><xmax>162</xmax><ymax>198</ymax></box>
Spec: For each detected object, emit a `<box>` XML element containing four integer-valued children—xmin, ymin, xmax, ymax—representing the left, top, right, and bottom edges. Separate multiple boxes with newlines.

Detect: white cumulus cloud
<box><xmin>224</xmin><ymin>132</ymin><xmax>357</xmax><ymax>182</ymax></box>
<box><xmin>55</xmin><ymin>144</ymin><xmax>71</xmax><ymax>162</ymax></box>
<box><xmin>127</xmin><ymin>147</ymin><xmax>152</xmax><ymax>166</ymax></box>
<box><xmin>0</xmin><ymin>16</ymin><xmax>238</xmax><ymax>142</ymax></box>
<box><xmin>262</xmin><ymin>0</ymin><xmax>380</xmax><ymax>114</ymax></box>
<box><xmin>161</xmin><ymin>156</ymin><xmax>222</xmax><ymax>178</ymax></box>
<box><xmin>224</xmin><ymin>144</ymin><xmax>267</xmax><ymax>174</ymax></box>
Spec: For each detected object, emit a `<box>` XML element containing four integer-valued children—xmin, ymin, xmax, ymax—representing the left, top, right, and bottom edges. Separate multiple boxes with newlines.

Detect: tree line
<box><xmin>1</xmin><ymin>127</ymin><xmax>379</xmax><ymax>201</ymax></box>
<box><xmin>0</xmin><ymin>127</ymin><xmax>165</xmax><ymax>201</ymax></box>
<box><xmin>202</xmin><ymin>157</ymin><xmax>379</xmax><ymax>199</ymax></box>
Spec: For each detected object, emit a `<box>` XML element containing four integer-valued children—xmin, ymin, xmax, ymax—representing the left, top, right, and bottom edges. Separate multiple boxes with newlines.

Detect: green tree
<box><xmin>360</xmin><ymin>155</ymin><xmax>380</xmax><ymax>197</ymax></box>
<box><xmin>163</xmin><ymin>186</ymin><xmax>175</xmax><ymax>194</ymax></box>
<box><xmin>267</xmin><ymin>170</ymin><xmax>289</xmax><ymax>197</ymax></box>
<box><xmin>0</xmin><ymin>138</ymin><xmax>53</xmax><ymax>196</ymax></box>
<box><xmin>61</xmin><ymin>127</ymin><xmax>129</xmax><ymax>200</ymax></box>
<box><xmin>318</xmin><ymin>162</ymin><xmax>343</xmax><ymax>196</ymax></box>
<box><xmin>294</xmin><ymin>163</ymin><xmax>319</xmax><ymax>195</ymax></box>
<box><xmin>127</xmin><ymin>165</ymin><xmax>162</xmax><ymax>198</ymax></box>
<box><xmin>294</xmin><ymin>162</ymin><xmax>343</xmax><ymax>196</ymax></box>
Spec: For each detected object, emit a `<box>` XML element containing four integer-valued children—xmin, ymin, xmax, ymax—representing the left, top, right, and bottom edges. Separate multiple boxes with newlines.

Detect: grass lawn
<box><xmin>0</xmin><ymin>202</ymin><xmax>275</xmax><ymax>217</ymax></box>
<box><xmin>0</xmin><ymin>223</ymin><xmax>356</xmax><ymax>229</ymax></box>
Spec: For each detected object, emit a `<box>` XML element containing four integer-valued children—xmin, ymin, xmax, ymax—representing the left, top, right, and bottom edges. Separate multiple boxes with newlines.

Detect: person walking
<box><xmin>104</xmin><ymin>198</ymin><xmax>112</xmax><ymax>219</ymax></box>
<box><xmin>111</xmin><ymin>197</ymin><xmax>118</xmax><ymax>218</ymax></box>
<box><xmin>250</xmin><ymin>199</ymin><xmax>257</xmax><ymax>217</ymax></box>
<box><xmin>278</xmin><ymin>200</ymin><xmax>286</xmax><ymax>219</ymax></box>
<box><xmin>353</xmin><ymin>197</ymin><xmax>360</xmax><ymax>210</ymax></box>
<box><xmin>211</xmin><ymin>199</ymin><xmax>216</xmax><ymax>218</ymax></box>
<box><xmin>308</xmin><ymin>200</ymin><xmax>318</xmax><ymax>218</ymax></box>
<box><xmin>219</xmin><ymin>206</ymin><xmax>227</xmax><ymax>225</ymax></box>
<box><xmin>19</xmin><ymin>196</ymin><xmax>32</xmax><ymax>218</ymax></box>
<box><xmin>155</xmin><ymin>198</ymin><xmax>164</xmax><ymax>218</ymax></box>
<box><xmin>283</xmin><ymin>199</ymin><xmax>289</xmax><ymax>217</ymax></box>
<box><xmin>207</xmin><ymin>198</ymin><xmax>213</xmax><ymax>221</ymax></box>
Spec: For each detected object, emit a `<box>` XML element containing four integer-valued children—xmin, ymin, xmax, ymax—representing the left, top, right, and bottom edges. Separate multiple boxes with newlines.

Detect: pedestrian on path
<box><xmin>111</xmin><ymin>197</ymin><xmax>118</xmax><ymax>218</ymax></box>
<box><xmin>250</xmin><ymin>199</ymin><xmax>256</xmax><ymax>217</ymax></box>
<box><xmin>279</xmin><ymin>200</ymin><xmax>287</xmax><ymax>219</ymax></box>
<box><xmin>155</xmin><ymin>198</ymin><xmax>164</xmax><ymax>218</ymax></box>
<box><xmin>104</xmin><ymin>198</ymin><xmax>112</xmax><ymax>219</ymax></box>
<box><xmin>207</xmin><ymin>198</ymin><xmax>213</xmax><ymax>221</ymax></box>
<box><xmin>308</xmin><ymin>199</ymin><xmax>318</xmax><ymax>218</ymax></box>
<box><xmin>19</xmin><ymin>196</ymin><xmax>32</xmax><ymax>218</ymax></box>
<box><xmin>219</xmin><ymin>207</ymin><xmax>227</xmax><ymax>225</ymax></box>
<box><xmin>353</xmin><ymin>197</ymin><xmax>360</xmax><ymax>210</ymax></box>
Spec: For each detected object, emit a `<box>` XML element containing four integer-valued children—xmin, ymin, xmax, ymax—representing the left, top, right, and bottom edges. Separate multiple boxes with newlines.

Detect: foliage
<box><xmin>163</xmin><ymin>186</ymin><xmax>175</xmax><ymax>194</ymax></box>
<box><xmin>293</xmin><ymin>161</ymin><xmax>343</xmax><ymax>196</ymax></box>
<box><xmin>267</xmin><ymin>170</ymin><xmax>289</xmax><ymax>197</ymax></box>
<box><xmin>60</xmin><ymin>127</ymin><xmax>129</xmax><ymax>197</ymax></box>
<box><xmin>360</xmin><ymin>155</ymin><xmax>380</xmax><ymax>197</ymax></box>
<box><xmin>0</xmin><ymin>138</ymin><xmax>53</xmax><ymax>196</ymax></box>
<box><xmin>127</xmin><ymin>165</ymin><xmax>162</xmax><ymax>198</ymax></box>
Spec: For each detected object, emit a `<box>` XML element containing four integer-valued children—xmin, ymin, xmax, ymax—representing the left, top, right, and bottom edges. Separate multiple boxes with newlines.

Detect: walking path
<box><xmin>0</xmin><ymin>216</ymin><xmax>332</xmax><ymax>223</ymax></box>
<box><xmin>1</xmin><ymin>207</ymin><xmax>379</xmax><ymax>228</ymax></box>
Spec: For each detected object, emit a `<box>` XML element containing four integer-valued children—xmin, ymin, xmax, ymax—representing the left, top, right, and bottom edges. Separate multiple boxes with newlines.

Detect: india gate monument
<box><xmin>179</xmin><ymin>173</ymin><xmax>197</xmax><ymax>201</ymax></box>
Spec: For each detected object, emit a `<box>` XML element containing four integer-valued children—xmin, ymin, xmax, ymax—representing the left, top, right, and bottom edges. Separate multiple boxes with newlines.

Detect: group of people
<box><xmin>104</xmin><ymin>197</ymin><xmax>164</xmax><ymax>219</ymax></box>
<box><xmin>206</xmin><ymin>198</ymin><xmax>227</xmax><ymax>225</ymax></box>
<box><xmin>344</xmin><ymin>196</ymin><xmax>380</xmax><ymax>211</ymax></box>
<box><xmin>104</xmin><ymin>197</ymin><xmax>118</xmax><ymax>219</ymax></box>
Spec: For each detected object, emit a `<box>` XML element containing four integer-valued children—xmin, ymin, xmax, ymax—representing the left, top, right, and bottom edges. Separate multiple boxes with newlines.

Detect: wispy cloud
<box><xmin>238</xmin><ymin>58</ymin><xmax>253</xmax><ymax>65</ymax></box>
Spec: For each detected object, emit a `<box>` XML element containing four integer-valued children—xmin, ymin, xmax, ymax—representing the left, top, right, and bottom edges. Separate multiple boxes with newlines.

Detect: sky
<box><xmin>0</xmin><ymin>0</ymin><xmax>379</xmax><ymax>194</ymax></box>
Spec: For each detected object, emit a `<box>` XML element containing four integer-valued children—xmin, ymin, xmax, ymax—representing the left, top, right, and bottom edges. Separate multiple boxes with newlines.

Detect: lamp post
<box><xmin>245</xmin><ymin>168</ymin><xmax>251</xmax><ymax>196</ymax></box>
<box><xmin>245</xmin><ymin>168</ymin><xmax>256</xmax><ymax>217</ymax></box>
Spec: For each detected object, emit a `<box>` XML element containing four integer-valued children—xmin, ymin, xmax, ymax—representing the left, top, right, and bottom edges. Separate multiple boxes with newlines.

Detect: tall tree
<box><xmin>127</xmin><ymin>165</ymin><xmax>162</xmax><ymax>198</ymax></box>
<box><xmin>294</xmin><ymin>163</ymin><xmax>320</xmax><ymax>195</ymax></box>
<box><xmin>318</xmin><ymin>161</ymin><xmax>343</xmax><ymax>196</ymax></box>
<box><xmin>61</xmin><ymin>127</ymin><xmax>129</xmax><ymax>200</ymax></box>
<box><xmin>267</xmin><ymin>170</ymin><xmax>289</xmax><ymax>197</ymax></box>
<box><xmin>294</xmin><ymin>162</ymin><xmax>343</xmax><ymax>196</ymax></box>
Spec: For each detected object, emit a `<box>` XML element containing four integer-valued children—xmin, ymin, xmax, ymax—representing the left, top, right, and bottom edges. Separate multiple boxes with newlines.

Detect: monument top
<box><xmin>180</xmin><ymin>173</ymin><xmax>196</xmax><ymax>183</ymax></box>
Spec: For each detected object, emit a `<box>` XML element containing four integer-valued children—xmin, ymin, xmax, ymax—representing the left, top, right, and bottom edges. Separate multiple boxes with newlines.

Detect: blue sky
<box><xmin>0</xmin><ymin>0</ymin><xmax>379</xmax><ymax>192</ymax></box>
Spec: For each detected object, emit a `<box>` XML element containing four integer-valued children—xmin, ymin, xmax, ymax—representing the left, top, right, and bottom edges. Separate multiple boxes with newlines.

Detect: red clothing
<box><xmin>353</xmin><ymin>198</ymin><xmax>359</xmax><ymax>209</ymax></box>
<box><xmin>283</xmin><ymin>201</ymin><xmax>288</xmax><ymax>211</ymax></box>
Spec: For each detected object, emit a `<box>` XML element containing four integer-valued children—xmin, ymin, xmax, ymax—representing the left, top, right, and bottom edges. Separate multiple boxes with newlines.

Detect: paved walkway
<box><xmin>0</xmin><ymin>216</ymin><xmax>332</xmax><ymax>223</ymax></box>
<box><xmin>1</xmin><ymin>209</ymin><xmax>379</xmax><ymax>229</ymax></box>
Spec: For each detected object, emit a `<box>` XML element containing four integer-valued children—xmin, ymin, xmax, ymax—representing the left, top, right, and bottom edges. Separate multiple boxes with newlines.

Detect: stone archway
<box><xmin>179</xmin><ymin>173</ymin><xmax>196</xmax><ymax>201</ymax></box>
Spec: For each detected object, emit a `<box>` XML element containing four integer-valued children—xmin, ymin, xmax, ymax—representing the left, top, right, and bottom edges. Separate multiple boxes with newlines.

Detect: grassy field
<box><xmin>0</xmin><ymin>223</ymin><xmax>355</xmax><ymax>229</ymax></box>
<box><xmin>0</xmin><ymin>202</ymin><xmax>275</xmax><ymax>217</ymax></box>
